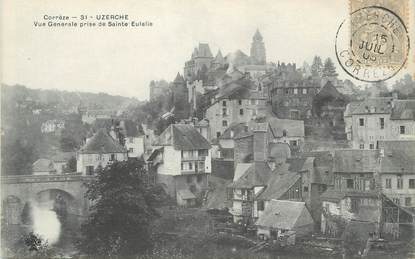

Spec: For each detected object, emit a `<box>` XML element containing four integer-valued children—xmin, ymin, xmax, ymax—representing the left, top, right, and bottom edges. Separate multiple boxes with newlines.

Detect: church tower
<box><xmin>250</xmin><ymin>29</ymin><xmax>266</xmax><ymax>65</ymax></box>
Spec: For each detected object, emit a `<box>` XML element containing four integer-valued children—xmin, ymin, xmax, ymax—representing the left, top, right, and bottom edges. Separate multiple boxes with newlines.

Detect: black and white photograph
<box><xmin>1</xmin><ymin>0</ymin><xmax>415</xmax><ymax>258</ymax></box>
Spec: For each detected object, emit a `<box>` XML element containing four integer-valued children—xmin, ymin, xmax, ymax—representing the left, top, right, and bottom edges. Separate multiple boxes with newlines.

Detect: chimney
<box><xmin>253</xmin><ymin>123</ymin><xmax>268</xmax><ymax>162</ymax></box>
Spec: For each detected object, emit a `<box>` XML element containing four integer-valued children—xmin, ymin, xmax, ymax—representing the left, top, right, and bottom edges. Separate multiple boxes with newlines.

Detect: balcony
<box><xmin>181</xmin><ymin>167</ymin><xmax>206</xmax><ymax>175</ymax></box>
<box><xmin>181</xmin><ymin>156</ymin><xmax>207</xmax><ymax>162</ymax></box>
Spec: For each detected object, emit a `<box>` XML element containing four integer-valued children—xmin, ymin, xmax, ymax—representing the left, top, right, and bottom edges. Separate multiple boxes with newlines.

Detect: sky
<box><xmin>1</xmin><ymin>0</ymin><xmax>414</xmax><ymax>100</ymax></box>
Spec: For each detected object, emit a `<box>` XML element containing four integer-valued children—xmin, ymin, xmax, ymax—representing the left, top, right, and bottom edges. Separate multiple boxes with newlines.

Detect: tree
<box><xmin>311</xmin><ymin>56</ymin><xmax>323</xmax><ymax>77</ymax></box>
<box><xmin>78</xmin><ymin>160</ymin><xmax>159</xmax><ymax>256</ymax></box>
<box><xmin>65</xmin><ymin>156</ymin><xmax>77</xmax><ymax>173</ymax></box>
<box><xmin>322</xmin><ymin>58</ymin><xmax>338</xmax><ymax>78</ymax></box>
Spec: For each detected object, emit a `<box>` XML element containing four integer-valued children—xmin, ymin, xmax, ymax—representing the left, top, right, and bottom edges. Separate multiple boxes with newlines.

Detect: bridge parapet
<box><xmin>1</xmin><ymin>173</ymin><xmax>95</xmax><ymax>184</ymax></box>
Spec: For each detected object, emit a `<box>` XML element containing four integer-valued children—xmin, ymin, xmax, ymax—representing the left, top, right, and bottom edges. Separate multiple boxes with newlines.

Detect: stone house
<box><xmin>76</xmin><ymin>128</ymin><xmax>128</xmax><ymax>175</ymax></box>
<box><xmin>147</xmin><ymin>124</ymin><xmax>212</xmax><ymax>207</ymax></box>
<box><xmin>344</xmin><ymin>98</ymin><xmax>415</xmax><ymax>149</ymax></box>
<box><xmin>205</xmin><ymin>77</ymin><xmax>267</xmax><ymax>139</ymax></box>
<box><xmin>379</xmin><ymin>140</ymin><xmax>415</xmax><ymax>208</ymax></box>
<box><xmin>256</xmin><ymin>200</ymin><xmax>314</xmax><ymax>241</ymax></box>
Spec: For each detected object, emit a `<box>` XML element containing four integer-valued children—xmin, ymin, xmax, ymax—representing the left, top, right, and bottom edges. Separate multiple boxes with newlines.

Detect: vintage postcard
<box><xmin>1</xmin><ymin>0</ymin><xmax>415</xmax><ymax>258</ymax></box>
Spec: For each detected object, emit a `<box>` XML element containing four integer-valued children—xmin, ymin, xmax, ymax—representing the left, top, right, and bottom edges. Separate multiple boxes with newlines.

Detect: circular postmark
<box><xmin>335</xmin><ymin>6</ymin><xmax>410</xmax><ymax>82</ymax></box>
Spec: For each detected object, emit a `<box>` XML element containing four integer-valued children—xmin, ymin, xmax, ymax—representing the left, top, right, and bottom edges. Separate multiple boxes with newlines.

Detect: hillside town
<box><xmin>2</xmin><ymin>29</ymin><xmax>415</xmax><ymax>258</ymax></box>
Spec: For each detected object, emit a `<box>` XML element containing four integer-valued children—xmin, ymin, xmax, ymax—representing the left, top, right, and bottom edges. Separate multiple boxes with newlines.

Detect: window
<box><xmin>222</xmin><ymin>120</ymin><xmax>228</xmax><ymax>127</ymax></box>
<box><xmin>257</xmin><ymin>200</ymin><xmax>265</xmax><ymax>211</ymax></box>
<box><xmin>385</xmin><ymin>178</ymin><xmax>392</xmax><ymax>189</ymax></box>
<box><xmin>359</xmin><ymin>118</ymin><xmax>365</xmax><ymax>126</ymax></box>
<box><xmin>380</xmin><ymin>118</ymin><xmax>385</xmax><ymax>129</ymax></box>
<box><xmin>197</xmin><ymin>175</ymin><xmax>203</xmax><ymax>183</ymax></box>
<box><xmin>181</xmin><ymin>163</ymin><xmax>184</xmax><ymax>170</ymax></box>
<box><xmin>409</xmin><ymin>179</ymin><xmax>415</xmax><ymax>189</ymax></box>
<box><xmin>393</xmin><ymin>198</ymin><xmax>400</xmax><ymax>205</ymax></box>
<box><xmin>347</xmin><ymin>179</ymin><xmax>354</xmax><ymax>189</ymax></box>
<box><xmin>303</xmin><ymin>186</ymin><xmax>309</xmax><ymax>192</ymax></box>
<box><xmin>240</xmin><ymin>109</ymin><xmax>244</xmax><ymax>115</ymax></box>
<box><xmin>216</xmin><ymin>132</ymin><xmax>221</xmax><ymax>138</ymax></box>
<box><xmin>146</xmin><ymin>135</ymin><xmax>149</xmax><ymax>139</ymax></box>
<box><xmin>198</xmin><ymin>149</ymin><xmax>208</xmax><ymax>157</ymax></box>
<box><xmin>290</xmin><ymin>140</ymin><xmax>297</xmax><ymax>146</ymax></box>
<box><xmin>405</xmin><ymin>197</ymin><xmax>412</xmax><ymax>207</ymax></box>
<box><xmin>252</xmin><ymin>109</ymin><xmax>257</xmax><ymax>116</ymax></box>
<box><xmin>400</xmin><ymin>126</ymin><xmax>406</xmax><ymax>134</ymax></box>
<box><xmin>222</xmin><ymin>108</ymin><xmax>227</xmax><ymax>116</ymax></box>
<box><xmin>189</xmin><ymin>162</ymin><xmax>193</xmax><ymax>170</ymax></box>
<box><xmin>285</xmin><ymin>89</ymin><xmax>289</xmax><ymax>94</ymax></box>
<box><xmin>128</xmin><ymin>148</ymin><xmax>134</xmax><ymax>153</ymax></box>
<box><xmin>369</xmin><ymin>144</ymin><xmax>374</xmax><ymax>149</ymax></box>
<box><xmin>302</xmin><ymin>88</ymin><xmax>307</xmax><ymax>94</ymax></box>
<box><xmin>282</xmin><ymin>130</ymin><xmax>287</xmax><ymax>137</ymax></box>
<box><xmin>397</xmin><ymin>177</ymin><xmax>403</xmax><ymax>189</ymax></box>
<box><xmin>238</xmin><ymin>99</ymin><xmax>242</xmax><ymax>105</ymax></box>
<box><xmin>187</xmin><ymin>175</ymin><xmax>192</xmax><ymax>183</ymax></box>
<box><xmin>110</xmin><ymin>154</ymin><xmax>116</xmax><ymax>161</ymax></box>
<box><xmin>293</xmin><ymin>88</ymin><xmax>298</xmax><ymax>94</ymax></box>
<box><xmin>86</xmin><ymin>166</ymin><xmax>94</xmax><ymax>175</ymax></box>
<box><xmin>359</xmin><ymin>144</ymin><xmax>364</xmax><ymax>149</ymax></box>
<box><xmin>222</xmin><ymin>100</ymin><xmax>227</xmax><ymax>107</ymax></box>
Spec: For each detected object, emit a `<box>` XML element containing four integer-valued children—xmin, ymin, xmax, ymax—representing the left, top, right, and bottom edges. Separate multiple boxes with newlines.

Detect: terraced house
<box><xmin>344</xmin><ymin>97</ymin><xmax>415</xmax><ymax>149</ymax></box>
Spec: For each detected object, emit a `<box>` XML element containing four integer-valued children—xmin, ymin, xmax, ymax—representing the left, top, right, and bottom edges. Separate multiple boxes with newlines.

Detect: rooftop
<box><xmin>79</xmin><ymin>128</ymin><xmax>127</xmax><ymax>154</ymax></box>
<box><xmin>255</xmin><ymin>200</ymin><xmax>313</xmax><ymax>230</ymax></box>
<box><xmin>229</xmin><ymin>161</ymin><xmax>272</xmax><ymax>189</ymax></box>
<box><xmin>154</xmin><ymin>124</ymin><xmax>211</xmax><ymax>151</ymax></box>
<box><xmin>333</xmin><ymin>149</ymin><xmax>379</xmax><ymax>173</ymax></box>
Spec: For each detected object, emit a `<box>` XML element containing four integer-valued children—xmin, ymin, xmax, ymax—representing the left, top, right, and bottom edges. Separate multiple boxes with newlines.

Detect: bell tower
<box><xmin>250</xmin><ymin>29</ymin><xmax>266</xmax><ymax>65</ymax></box>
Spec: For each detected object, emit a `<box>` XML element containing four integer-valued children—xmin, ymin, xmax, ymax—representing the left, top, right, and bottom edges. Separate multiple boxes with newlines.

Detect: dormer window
<box><xmin>282</xmin><ymin>130</ymin><xmax>287</xmax><ymax>137</ymax></box>
<box><xmin>222</xmin><ymin>100</ymin><xmax>227</xmax><ymax>107</ymax></box>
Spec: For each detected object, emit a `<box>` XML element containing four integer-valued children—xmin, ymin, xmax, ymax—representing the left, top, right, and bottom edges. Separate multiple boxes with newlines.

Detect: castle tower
<box><xmin>250</xmin><ymin>29</ymin><xmax>266</xmax><ymax>65</ymax></box>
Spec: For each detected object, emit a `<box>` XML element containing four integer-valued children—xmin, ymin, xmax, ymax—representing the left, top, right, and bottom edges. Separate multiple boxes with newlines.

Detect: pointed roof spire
<box><xmin>173</xmin><ymin>72</ymin><xmax>185</xmax><ymax>84</ymax></box>
<box><xmin>253</xmin><ymin>29</ymin><xmax>263</xmax><ymax>41</ymax></box>
<box><xmin>214</xmin><ymin>50</ymin><xmax>224</xmax><ymax>64</ymax></box>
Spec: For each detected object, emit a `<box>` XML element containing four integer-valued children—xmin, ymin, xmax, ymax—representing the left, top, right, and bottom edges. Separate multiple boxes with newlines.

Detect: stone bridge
<box><xmin>1</xmin><ymin>173</ymin><xmax>94</xmax><ymax>227</ymax></box>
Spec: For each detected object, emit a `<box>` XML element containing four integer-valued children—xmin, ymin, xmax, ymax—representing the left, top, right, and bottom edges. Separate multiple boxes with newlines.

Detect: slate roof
<box><xmin>32</xmin><ymin>159</ymin><xmax>56</xmax><ymax>173</ymax></box>
<box><xmin>120</xmin><ymin>119</ymin><xmax>140</xmax><ymax>137</ymax></box>
<box><xmin>390</xmin><ymin>100</ymin><xmax>415</xmax><ymax>120</ymax></box>
<box><xmin>216</xmin><ymin>78</ymin><xmax>254</xmax><ymax>100</ymax></box>
<box><xmin>333</xmin><ymin>149</ymin><xmax>379</xmax><ymax>173</ymax></box>
<box><xmin>229</xmin><ymin>162</ymin><xmax>272</xmax><ymax>189</ymax></box>
<box><xmin>79</xmin><ymin>128</ymin><xmax>127</xmax><ymax>154</ymax></box>
<box><xmin>154</xmin><ymin>124</ymin><xmax>211</xmax><ymax>151</ymax></box>
<box><xmin>255</xmin><ymin>200</ymin><xmax>314</xmax><ymax>230</ymax></box>
<box><xmin>195</xmin><ymin>43</ymin><xmax>213</xmax><ymax>58</ymax></box>
<box><xmin>267</xmin><ymin>117</ymin><xmax>305</xmax><ymax>137</ymax></box>
<box><xmin>173</xmin><ymin>73</ymin><xmax>185</xmax><ymax>84</ymax></box>
<box><xmin>213</xmin><ymin>50</ymin><xmax>224</xmax><ymax>64</ymax></box>
<box><xmin>379</xmin><ymin>140</ymin><xmax>415</xmax><ymax>174</ymax></box>
<box><xmin>314</xmin><ymin>81</ymin><xmax>347</xmax><ymax>102</ymax></box>
<box><xmin>257</xmin><ymin>165</ymin><xmax>302</xmax><ymax>201</ymax></box>
<box><xmin>220</xmin><ymin>122</ymin><xmax>249</xmax><ymax>139</ymax></box>
<box><xmin>253</xmin><ymin>29</ymin><xmax>263</xmax><ymax>41</ymax></box>
<box><xmin>177</xmin><ymin>189</ymin><xmax>196</xmax><ymax>200</ymax></box>
<box><xmin>345</xmin><ymin>97</ymin><xmax>394</xmax><ymax>115</ymax></box>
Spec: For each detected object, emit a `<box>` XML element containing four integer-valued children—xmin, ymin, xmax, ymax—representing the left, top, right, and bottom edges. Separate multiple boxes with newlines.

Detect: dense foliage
<box><xmin>78</xmin><ymin>160</ymin><xmax>161</xmax><ymax>256</ymax></box>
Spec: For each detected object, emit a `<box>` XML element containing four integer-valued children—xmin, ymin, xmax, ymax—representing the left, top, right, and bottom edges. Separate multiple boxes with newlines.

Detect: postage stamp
<box><xmin>335</xmin><ymin>0</ymin><xmax>410</xmax><ymax>82</ymax></box>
